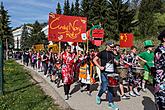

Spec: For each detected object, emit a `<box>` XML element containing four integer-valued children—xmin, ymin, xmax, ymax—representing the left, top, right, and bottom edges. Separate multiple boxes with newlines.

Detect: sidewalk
<box><xmin>17</xmin><ymin>60</ymin><xmax>156</xmax><ymax>110</ymax></box>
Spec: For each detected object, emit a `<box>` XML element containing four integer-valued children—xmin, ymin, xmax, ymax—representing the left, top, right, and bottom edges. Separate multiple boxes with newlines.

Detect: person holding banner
<box><xmin>138</xmin><ymin>40</ymin><xmax>154</xmax><ymax>92</ymax></box>
<box><xmin>93</xmin><ymin>41</ymin><xmax>119</xmax><ymax>110</ymax></box>
<box><xmin>154</xmin><ymin>30</ymin><xmax>165</xmax><ymax>110</ymax></box>
<box><xmin>62</xmin><ymin>45</ymin><xmax>75</xmax><ymax>100</ymax></box>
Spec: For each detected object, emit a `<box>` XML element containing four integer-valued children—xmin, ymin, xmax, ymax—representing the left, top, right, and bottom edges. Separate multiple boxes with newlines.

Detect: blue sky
<box><xmin>1</xmin><ymin>0</ymin><xmax>76</xmax><ymax>29</ymax></box>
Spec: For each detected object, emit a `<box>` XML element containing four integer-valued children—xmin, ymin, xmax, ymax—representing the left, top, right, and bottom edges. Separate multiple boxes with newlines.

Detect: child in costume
<box><xmin>138</xmin><ymin>40</ymin><xmax>154</xmax><ymax>92</ymax></box>
<box><xmin>79</xmin><ymin>54</ymin><xmax>94</xmax><ymax>96</ymax></box>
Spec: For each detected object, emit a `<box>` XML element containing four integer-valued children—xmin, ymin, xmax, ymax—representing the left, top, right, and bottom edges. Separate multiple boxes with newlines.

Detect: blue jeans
<box><xmin>98</xmin><ymin>72</ymin><xmax>113</xmax><ymax>103</ymax></box>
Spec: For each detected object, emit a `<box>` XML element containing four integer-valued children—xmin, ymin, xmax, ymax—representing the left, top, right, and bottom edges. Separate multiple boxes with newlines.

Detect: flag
<box><xmin>120</xmin><ymin>33</ymin><xmax>134</xmax><ymax>47</ymax></box>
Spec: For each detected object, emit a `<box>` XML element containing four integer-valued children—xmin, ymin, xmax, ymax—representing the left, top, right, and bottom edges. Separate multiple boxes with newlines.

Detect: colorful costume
<box><xmin>62</xmin><ymin>52</ymin><xmax>74</xmax><ymax>85</ymax></box>
<box><xmin>79</xmin><ymin>61</ymin><xmax>94</xmax><ymax>84</ymax></box>
<box><xmin>138</xmin><ymin>40</ymin><xmax>154</xmax><ymax>84</ymax></box>
<box><xmin>154</xmin><ymin>44</ymin><xmax>165</xmax><ymax>109</ymax></box>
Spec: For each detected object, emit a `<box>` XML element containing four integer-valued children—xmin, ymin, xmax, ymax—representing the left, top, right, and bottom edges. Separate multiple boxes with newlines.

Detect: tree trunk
<box><xmin>5</xmin><ymin>39</ymin><xmax>8</xmax><ymax>60</ymax></box>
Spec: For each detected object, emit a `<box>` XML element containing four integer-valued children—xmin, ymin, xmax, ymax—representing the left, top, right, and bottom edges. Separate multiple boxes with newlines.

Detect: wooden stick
<box><xmin>59</xmin><ymin>41</ymin><xmax>61</xmax><ymax>54</ymax></box>
<box><xmin>84</xmin><ymin>42</ymin><xmax>86</xmax><ymax>54</ymax></box>
<box><xmin>77</xmin><ymin>42</ymin><xmax>78</xmax><ymax>54</ymax></box>
<box><xmin>87</xmin><ymin>39</ymin><xmax>89</xmax><ymax>53</ymax></box>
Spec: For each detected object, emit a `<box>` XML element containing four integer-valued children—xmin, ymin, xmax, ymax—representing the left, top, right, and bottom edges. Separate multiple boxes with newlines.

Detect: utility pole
<box><xmin>0</xmin><ymin>8</ymin><xmax>4</xmax><ymax>95</ymax></box>
<box><xmin>0</xmin><ymin>39</ymin><xmax>3</xmax><ymax>95</ymax></box>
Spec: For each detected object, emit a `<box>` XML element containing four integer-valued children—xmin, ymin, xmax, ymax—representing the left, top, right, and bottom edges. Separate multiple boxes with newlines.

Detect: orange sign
<box><xmin>48</xmin><ymin>13</ymin><xmax>87</xmax><ymax>42</ymax></box>
<box><xmin>48</xmin><ymin>44</ymin><xmax>59</xmax><ymax>53</ymax></box>
<box><xmin>33</xmin><ymin>44</ymin><xmax>44</xmax><ymax>51</ymax></box>
<box><xmin>120</xmin><ymin>33</ymin><xmax>134</xmax><ymax>47</ymax></box>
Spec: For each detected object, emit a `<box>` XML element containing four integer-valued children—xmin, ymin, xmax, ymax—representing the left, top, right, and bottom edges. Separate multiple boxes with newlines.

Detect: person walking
<box><xmin>93</xmin><ymin>41</ymin><xmax>119</xmax><ymax>110</ymax></box>
<box><xmin>62</xmin><ymin>45</ymin><xmax>75</xmax><ymax>100</ymax></box>
<box><xmin>138</xmin><ymin>40</ymin><xmax>154</xmax><ymax>92</ymax></box>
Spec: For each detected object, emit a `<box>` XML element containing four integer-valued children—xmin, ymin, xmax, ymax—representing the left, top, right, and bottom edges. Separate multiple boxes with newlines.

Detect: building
<box><xmin>12</xmin><ymin>25</ymin><xmax>32</xmax><ymax>49</ymax></box>
<box><xmin>41</xmin><ymin>25</ymin><xmax>48</xmax><ymax>37</ymax></box>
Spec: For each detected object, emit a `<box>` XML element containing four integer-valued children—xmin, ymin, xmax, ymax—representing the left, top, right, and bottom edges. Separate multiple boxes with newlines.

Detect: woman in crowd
<box><xmin>62</xmin><ymin>45</ymin><xmax>75</xmax><ymax>100</ymax></box>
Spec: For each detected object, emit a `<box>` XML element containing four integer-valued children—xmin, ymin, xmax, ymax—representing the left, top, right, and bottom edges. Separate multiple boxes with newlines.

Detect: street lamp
<box><xmin>0</xmin><ymin>12</ymin><xmax>4</xmax><ymax>95</ymax></box>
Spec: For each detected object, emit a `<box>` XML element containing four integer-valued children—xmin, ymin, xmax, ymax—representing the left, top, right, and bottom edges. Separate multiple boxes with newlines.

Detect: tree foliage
<box><xmin>0</xmin><ymin>2</ymin><xmax>13</xmax><ymax>49</ymax></box>
<box><xmin>138</xmin><ymin>0</ymin><xmax>162</xmax><ymax>37</ymax></box>
<box><xmin>63</xmin><ymin>0</ymin><xmax>70</xmax><ymax>15</ymax></box>
<box><xmin>75</xmin><ymin>0</ymin><xmax>80</xmax><ymax>16</ymax></box>
<box><xmin>70</xmin><ymin>2</ymin><xmax>75</xmax><ymax>16</ymax></box>
<box><xmin>56</xmin><ymin>2</ymin><xmax>62</xmax><ymax>14</ymax></box>
<box><xmin>108</xmin><ymin>0</ymin><xmax>138</xmax><ymax>40</ymax></box>
<box><xmin>29</xmin><ymin>21</ymin><xmax>47</xmax><ymax>47</ymax></box>
<box><xmin>20</xmin><ymin>24</ymin><xmax>30</xmax><ymax>50</ymax></box>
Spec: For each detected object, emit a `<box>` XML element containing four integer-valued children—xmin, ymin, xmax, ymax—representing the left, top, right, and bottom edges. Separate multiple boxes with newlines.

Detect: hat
<box><xmin>144</xmin><ymin>40</ymin><xmax>154</xmax><ymax>48</ymax></box>
<box><xmin>158</xmin><ymin>30</ymin><xmax>165</xmax><ymax>41</ymax></box>
<box><xmin>106</xmin><ymin>41</ymin><xmax>114</xmax><ymax>47</ymax></box>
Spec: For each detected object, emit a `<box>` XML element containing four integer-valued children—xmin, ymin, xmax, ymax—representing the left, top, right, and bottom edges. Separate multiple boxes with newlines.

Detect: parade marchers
<box><xmin>18</xmin><ymin>34</ymin><xmax>165</xmax><ymax>110</ymax></box>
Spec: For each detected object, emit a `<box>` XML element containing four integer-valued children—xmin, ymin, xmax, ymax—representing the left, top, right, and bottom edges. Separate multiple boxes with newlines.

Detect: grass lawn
<box><xmin>0</xmin><ymin>60</ymin><xmax>60</xmax><ymax>110</ymax></box>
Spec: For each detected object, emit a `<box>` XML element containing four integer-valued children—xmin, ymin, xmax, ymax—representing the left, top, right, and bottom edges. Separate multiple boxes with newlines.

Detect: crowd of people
<box><xmin>19</xmin><ymin>32</ymin><xmax>165</xmax><ymax>110</ymax></box>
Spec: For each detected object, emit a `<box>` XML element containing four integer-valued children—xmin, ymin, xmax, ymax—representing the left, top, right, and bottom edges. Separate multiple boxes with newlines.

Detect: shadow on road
<box><xmin>142</xmin><ymin>96</ymin><xmax>156</xmax><ymax>110</ymax></box>
<box><xmin>70</xmin><ymin>83</ymin><xmax>99</xmax><ymax>95</ymax></box>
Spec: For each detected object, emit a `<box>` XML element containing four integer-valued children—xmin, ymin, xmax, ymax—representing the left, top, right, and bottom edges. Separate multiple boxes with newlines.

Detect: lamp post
<box><xmin>0</xmin><ymin>12</ymin><xmax>4</xmax><ymax>95</ymax></box>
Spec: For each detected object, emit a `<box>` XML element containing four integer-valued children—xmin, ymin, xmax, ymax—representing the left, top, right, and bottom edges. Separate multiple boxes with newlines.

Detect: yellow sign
<box><xmin>33</xmin><ymin>44</ymin><xmax>44</xmax><ymax>51</ymax></box>
<box><xmin>48</xmin><ymin>44</ymin><xmax>59</xmax><ymax>53</ymax></box>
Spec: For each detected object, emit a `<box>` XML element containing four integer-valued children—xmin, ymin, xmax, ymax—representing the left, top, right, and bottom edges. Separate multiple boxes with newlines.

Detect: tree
<box><xmin>63</xmin><ymin>0</ymin><xmax>70</xmax><ymax>15</ymax></box>
<box><xmin>20</xmin><ymin>24</ymin><xmax>30</xmax><ymax>50</ymax></box>
<box><xmin>56</xmin><ymin>2</ymin><xmax>62</xmax><ymax>14</ymax></box>
<box><xmin>29</xmin><ymin>21</ymin><xmax>47</xmax><ymax>47</ymax></box>
<box><xmin>108</xmin><ymin>0</ymin><xmax>138</xmax><ymax>40</ymax></box>
<box><xmin>70</xmin><ymin>2</ymin><xmax>75</xmax><ymax>16</ymax></box>
<box><xmin>0</xmin><ymin>2</ymin><xmax>13</xmax><ymax>59</ymax></box>
<box><xmin>81</xmin><ymin>0</ymin><xmax>109</xmax><ymax>31</ymax></box>
<box><xmin>75</xmin><ymin>0</ymin><xmax>80</xmax><ymax>16</ymax></box>
<box><xmin>81</xmin><ymin>0</ymin><xmax>90</xmax><ymax>17</ymax></box>
<box><xmin>138</xmin><ymin>0</ymin><xmax>162</xmax><ymax>37</ymax></box>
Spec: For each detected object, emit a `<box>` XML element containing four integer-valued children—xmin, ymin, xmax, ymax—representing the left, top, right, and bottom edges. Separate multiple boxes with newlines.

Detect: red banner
<box><xmin>48</xmin><ymin>13</ymin><xmax>87</xmax><ymax>42</ymax></box>
<box><xmin>92</xmin><ymin>40</ymin><xmax>103</xmax><ymax>46</ymax></box>
<box><xmin>92</xmin><ymin>29</ymin><xmax>104</xmax><ymax>38</ymax></box>
<box><xmin>120</xmin><ymin>33</ymin><xmax>134</xmax><ymax>47</ymax></box>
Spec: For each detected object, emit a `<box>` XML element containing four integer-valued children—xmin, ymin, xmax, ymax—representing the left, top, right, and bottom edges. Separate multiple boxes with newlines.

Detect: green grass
<box><xmin>0</xmin><ymin>60</ymin><xmax>60</xmax><ymax>110</ymax></box>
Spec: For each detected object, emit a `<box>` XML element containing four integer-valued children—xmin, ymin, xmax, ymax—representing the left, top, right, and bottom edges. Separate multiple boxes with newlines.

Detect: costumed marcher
<box><xmin>62</xmin><ymin>45</ymin><xmax>75</xmax><ymax>100</ymax></box>
<box><xmin>75</xmin><ymin>49</ymin><xmax>84</xmax><ymax>82</ymax></box>
<box><xmin>138</xmin><ymin>40</ymin><xmax>154</xmax><ymax>92</ymax></box>
<box><xmin>24</xmin><ymin>51</ymin><xmax>29</xmax><ymax>66</ymax></box>
<box><xmin>31</xmin><ymin>51</ymin><xmax>37</xmax><ymax>69</ymax></box>
<box><xmin>54</xmin><ymin>60</ymin><xmax>62</xmax><ymax>88</ymax></box>
<box><xmin>37</xmin><ymin>50</ymin><xmax>42</xmax><ymax>71</ymax></box>
<box><xmin>154</xmin><ymin>30</ymin><xmax>165</xmax><ymax>110</ymax></box>
<box><xmin>115</xmin><ymin>46</ymin><xmax>130</xmax><ymax>100</ymax></box>
<box><xmin>123</xmin><ymin>46</ymin><xmax>141</xmax><ymax>97</ymax></box>
<box><xmin>79</xmin><ymin>53</ymin><xmax>94</xmax><ymax>96</ymax></box>
<box><xmin>42</xmin><ymin>51</ymin><xmax>49</xmax><ymax>77</ymax></box>
<box><xmin>93</xmin><ymin>41</ymin><xmax>119</xmax><ymax>110</ymax></box>
<box><xmin>48</xmin><ymin>47</ymin><xmax>55</xmax><ymax>82</ymax></box>
<box><xmin>93</xmin><ymin>49</ymin><xmax>102</xmax><ymax>84</ymax></box>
